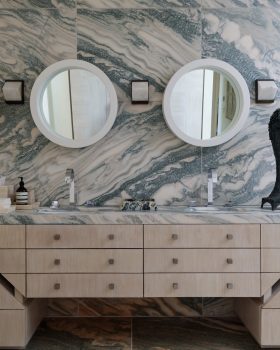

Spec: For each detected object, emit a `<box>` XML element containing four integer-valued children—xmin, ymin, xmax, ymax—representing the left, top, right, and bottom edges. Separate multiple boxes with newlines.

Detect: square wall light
<box><xmin>131</xmin><ymin>80</ymin><xmax>149</xmax><ymax>104</ymax></box>
<box><xmin>3</xmin><ymin>80</ymin><xmax>24</xmax><ymax>104</ymax></box>
<box><xmin>255</xmin><ymin>79</ymin><xmax>278</xmax><ymax>103</ymax></box>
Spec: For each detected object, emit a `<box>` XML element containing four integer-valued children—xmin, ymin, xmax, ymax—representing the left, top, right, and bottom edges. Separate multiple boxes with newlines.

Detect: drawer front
<box><xmin>27</xmin><ymin>274</ymin><xmax>143</xmax><ymax>298</ymax></box>
<box><xmin>0</xmin><ymin>226</ymin><xmax>25</xmax><ymax>248</ymax></box>
<box><xmin>262</xmin><ymin>225</ymin><xmax>280</xmax><ymax>248</ymax></box>
<box><xmin>262</xmin><ymin>249</ymin><xmax>280</xmax><ymax>272</ymax></box>
<box><xmin>27</xmin><ymin>225</ymin><xmax>143</xmax><ymax>248</ymax></box>
<box><xmin>27</xmin><ymin>249</ymin><xmax>143</xmax><ymax>273</ymax></box>
<box><xmin>144</xmin><ymin>273</ymin><xmax>260</xmax><ymax>297</ymax></box>
<box><xmin>145</xmin><ymin>249</ymin><xmax>260</xmax><ymax>273</ymax></box>
<box><xmin>0</xmin><ymin>250</ymin><xmax>25</xmax><ymax>273</ymax></box>
<box><xmin>144</xmin><ymin>225</ymin><xmax>260</xmax><ymax>248</ymax></box>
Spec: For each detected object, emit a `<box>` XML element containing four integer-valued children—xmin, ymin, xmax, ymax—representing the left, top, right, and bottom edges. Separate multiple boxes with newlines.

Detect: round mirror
<box><xmin>163</xmin><ymin>59</ymin><xmax>250</xmax><ymax>147</ymax></box>
<box><xmin>30</xmin><ymin>60</ymin><xmax>118</xmax><ymax>148</ymax></box>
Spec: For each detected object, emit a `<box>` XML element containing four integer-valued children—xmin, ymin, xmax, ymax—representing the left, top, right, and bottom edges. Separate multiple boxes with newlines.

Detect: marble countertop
<box><xmin>1</xmin><ymin>206</ymin><xmax>280</xmax><ymax>225</ymax></box>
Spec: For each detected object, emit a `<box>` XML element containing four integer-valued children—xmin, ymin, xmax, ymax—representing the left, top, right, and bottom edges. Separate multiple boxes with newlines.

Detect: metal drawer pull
<box><xmin>227</xmin><ymin>234</ymin><xmax>233</xmax><ymax>240</ymax></box>
<box><xmin>172</xmin><ymin>258</ymin><xmax>179</xmax><ymax>265</ymax></box>
<box><xmin>108</xmin><ymin>259</ymin><xmax>115</xmax><ymax>265</ymax></box>
<box><xmin>227</xmin><ymin>283</ymin><xmax>233</xmax><ymax>289</ymax></box>
<box><xmin>54</xmin><ymin>234</ymin><xmax>61</xmax><ymax>241</ymax></box>
<box><xmin>54</xmin><ymin>259</ymin><xmax>61</xmax><ymax>266</ymax></box>
<box><xmin>108</xmin><ymin>234</ymin><xmax>115</xmax><ymax>240</ymax></box>
<box><xmin>173</xmin><ymin>283</ymin><xmax>179</xmax><ymax>290</ymax></box>
<box><xmin>226</xmin><ymin>258</ymin><xmax>233</xmax><ymax>264</ymax></box>
<box><xmin>54</xmin><ymin>283</ymin><xmax>61</xmax><ymax>290</ymax></box>
<box><xmin>108</xmin><ymin>283</ymin><xmax>115</xmax><ymax>290</ymax></box>
<box><xmin>172</xmin><ymin>234</ymin><xmax>178</xmax><ymax>240</ymax></box>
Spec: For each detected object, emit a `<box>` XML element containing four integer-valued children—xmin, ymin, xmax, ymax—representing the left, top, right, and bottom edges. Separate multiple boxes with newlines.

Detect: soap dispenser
<box><xmin>16</xmin><ymin>177</ymin><xmax>28</xmax><ymax>205</ymax></box>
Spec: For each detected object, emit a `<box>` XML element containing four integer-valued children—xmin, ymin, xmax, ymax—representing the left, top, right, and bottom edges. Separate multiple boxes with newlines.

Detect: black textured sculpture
<box><xmin>262</xmin><ymin>109</ymin><xmax>280</xmax><ymax>210</ymax></box>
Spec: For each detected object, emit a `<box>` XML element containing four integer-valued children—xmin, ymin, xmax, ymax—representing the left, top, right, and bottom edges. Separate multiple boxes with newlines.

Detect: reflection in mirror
<box><xmin>170</xmin><ymin>69</ymin><xmax>237</xmax><ymax>141</ymax></box>
<box><xmin>42</xmin><ymin>69</ymin><xmax>109</xmax><ymax>140</ymax></box>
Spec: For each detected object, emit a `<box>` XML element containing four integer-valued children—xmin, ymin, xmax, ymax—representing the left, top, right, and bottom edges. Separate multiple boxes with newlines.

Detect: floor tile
<box><xmin>27</xmin><ymin>318</ymin><xmax>131</xmax><ymax>350</ymax></box>
<box><xmin>132</xmin><ymin>317</ymin><xmax>261</xmax><ymax>349</ymax></box>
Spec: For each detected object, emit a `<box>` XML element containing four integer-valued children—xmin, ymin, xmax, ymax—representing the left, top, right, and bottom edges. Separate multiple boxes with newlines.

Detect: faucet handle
<box><xmin>208</xmin><ymin>169</ymin><xmax>218</xmax><ymax>183</ymax></box>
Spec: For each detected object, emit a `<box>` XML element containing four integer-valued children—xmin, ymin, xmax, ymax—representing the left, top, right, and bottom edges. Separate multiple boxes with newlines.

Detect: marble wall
<box><xmin>0</xmin><ymin>0</ymin><xmax>279</xmax><ymax>207</ymax></box>
<box><xmin>0</xmin><ymin>0</ymin><xmax>279</xmax><ymax>318</ymax></box>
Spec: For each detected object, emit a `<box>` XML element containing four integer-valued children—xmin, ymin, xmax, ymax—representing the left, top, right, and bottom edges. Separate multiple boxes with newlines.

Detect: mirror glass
<box><xmin>42</xmin><ymin>69</ymin><xmax>110</xmax><ymax>141</ymax></box>
<box><xmin>170</xmin><ymin>69</ymin><xmax>237</xmax><ymax>141</ymax></box>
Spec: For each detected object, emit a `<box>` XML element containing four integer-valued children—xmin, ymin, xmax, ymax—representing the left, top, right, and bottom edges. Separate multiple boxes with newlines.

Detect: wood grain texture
<box><xmin>27</xmin><ymin>249</ymin><xmax>143</xmax><ymax>273</ymax></box>
<box><xmin>2</xmin><ymin>274</ymin><xmax>26</xmax><ymax>296</ymax></box>
<box><xmin>144</xmin><ymin>225</ymin><xmax>260</xmax><ymax>248</ymax></box>
<box><xmin>0</xmin><ymin>225</ymin><xmax>25</xmax><ymax>248</ymax></box>
<box><xmin>27</xmin><ymin>225</ymin><xmax>143</xmax><ymax>248</ymax></box>
<box><xmin>261</xmin><ymin>273</ymin><xmax>280</xmax><ymax>295</ymax></box>
<box><xmin>0</xmin><ymin>249</ymin><xmax>25</xmax><ymax>273</ymax></box>
<box><xmin>144</xmin><ymin>273</ymin><xmax>261</xmax><ymax>297</ymax></box>
<box><xmin>27</xmin><ymin>274</ymin><xmax>143</xmax><ymax>298</ymax></box>
<box><xmin>0</xmin><ymin>281</ymin><xmax>24</xmax><ymax>310</ymax></box>
<box><xmin>145</xmin><ymin>249</ymin><xmax>260</xmax><ymax>273</ymax></box>
<box><xmin>261</xmin><ymin>249</ymin><xmax>280</xmax><ymax>272</ymax></box>
<box><xmin>261</xmin><ymin>224</ymin><xmax>280</xmax><ymax>248</ymax></box>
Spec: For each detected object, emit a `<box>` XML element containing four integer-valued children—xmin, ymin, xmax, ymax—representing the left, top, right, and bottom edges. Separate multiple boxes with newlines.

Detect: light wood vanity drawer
<box><xmin>145</xmin><ymin>249</ymin><xmax>260</xmax><ymax>273</ymax></box>
<box><xmin>27</xmin><ymin>225</ymin><xmax>143</xmax><ymax>248</ymax></box>
<box><xmin>261</xmin><ymin>249</ymin><xmax>280</xmax><ymax>272</ymax></box>
<box><xmin>0</xmin><ymin>226</ymin><xmax>25</xmax><ymax>248</ymax></box>
<box><xmin>262</xmin><ymin>225</ymin><xmax>280</xmax><ymax>248</ymax></box>
<box><xmin>27</xmin><ymin>274</ymin><xmax>143</xmax><ymax>298</ymax></box>
<box><xmin>144</xmin><ymin>225</ymin><xmax>260</xmax><ymax>248</ymax></box>
<box><xmin>144</xmin><ymin>273</ymin><xmax>260</xmax><ymax>297</ymax></box>
<box><xmin>0</xmin><ymin>250</ymin><xmax>25</xmax><ymax>273</ymax></box>
<box><xmin>27</xmin><ymin>249</ymin><xmax>143</xmax><ymax>273</ymax></box>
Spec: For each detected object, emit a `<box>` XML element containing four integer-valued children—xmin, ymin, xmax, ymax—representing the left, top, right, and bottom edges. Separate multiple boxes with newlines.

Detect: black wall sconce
<box><xmin>3</xmin><ymin>80</ymin><xmax>24</xmax><ymax>104</ymax></box>
<box><xmin>255</xmin><ymin>79</ymin><xmax>278</xmax><ymax>104</ymax></box>
<box><xmin>131</xmin><ymin>80</ymin><xmax>149</xmax><ymax>104</ymax></box>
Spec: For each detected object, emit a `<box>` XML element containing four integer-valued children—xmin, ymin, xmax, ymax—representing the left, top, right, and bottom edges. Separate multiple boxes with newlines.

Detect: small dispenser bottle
<box><xmin>16</xmin><ymin>177</ymin><xmax>28</xmax><ymax>205</ymax></box>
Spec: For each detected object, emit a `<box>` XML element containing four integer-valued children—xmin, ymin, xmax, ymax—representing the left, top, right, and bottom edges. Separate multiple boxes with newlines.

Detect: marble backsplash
<box><xmin>0</xmin><ymin>0</ymin><xmax>279</xmax><ymax>207</ymax></box>
<box><xmin>0</xmin><ymin>0</ymin><xmax>279</xmax><ymax>319</ymax></box>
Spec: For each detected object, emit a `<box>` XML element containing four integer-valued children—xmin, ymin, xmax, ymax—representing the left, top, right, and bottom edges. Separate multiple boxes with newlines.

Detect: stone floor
<box><xmin>25</xmin><ymin>317</ymin><xmax>270</xmax><ymax>350</ymax></box>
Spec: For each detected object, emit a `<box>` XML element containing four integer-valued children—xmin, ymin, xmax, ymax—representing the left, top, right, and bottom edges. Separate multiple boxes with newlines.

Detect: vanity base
<box><xmin>235</xmin><ymin>298</ymin><xmax>280</xmax><ymax>348</ymax></box>
<box><xmin>0</xmin><ymin>299</ymin><xmax>46</xmax><ymax>349</ymax></box>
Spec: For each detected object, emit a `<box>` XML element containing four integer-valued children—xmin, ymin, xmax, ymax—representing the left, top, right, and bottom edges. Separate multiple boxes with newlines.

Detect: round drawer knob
<box><xmin>172</xmin><ymin>258</ymin><xmax>179</xmax><ymax>265</ymax></box>
<box><xmin>227</xmin><ymin>283</ymin><xmax>233</xmax><ymax>290</ymax></box>
<box><xmin>54</xmin><ymin>283</ymin><xmax>61</xmax><ymax>290</ymax></box>
<box><xmin>54</xmin><ymin>234</ymin><xmax>61</xmax><ymax>241</ymax></box>
<box><xmin>227</xmin><ymin>234</ymin><xmax>233</xmax><ymax>240</ymax></box>
<box><xmin>108</xmin><ymin>283</ymin><xmax>115</xmax><ymax>290</ymax></box>
<box><xmin>54</xmin><ymin>259</ymin><xmax>61</xmax><ymax>266</ymax></box>
<box><xmin>172</xmin><ymin>234</ymin><xmax>178</xmax><ymax>240</ymax></box>
<box><xmin>227</xmin><ymin>258</ymin><xmax>233</xmax><ymax>264</ymax></box>
<box><xmin>108</xmin><ymin>259</ymin><xmax>115</xmax><ymax>265</ymax></box>
<box><xmin>108</xmin><ymin>234</ymin><xmax>115</xmax><ymax>241</ymax></box>
<box><xmin>173</xmin><ymin>283</ymin><xmax>179</xmax><ymax>290</ymax></box>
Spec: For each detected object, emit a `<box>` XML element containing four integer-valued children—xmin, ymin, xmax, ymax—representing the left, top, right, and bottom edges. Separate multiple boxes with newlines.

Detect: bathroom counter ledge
<box><xmin>1</xmin><ymin>206</ymin><xmax>280</xmax><ymax>224</ymax></box>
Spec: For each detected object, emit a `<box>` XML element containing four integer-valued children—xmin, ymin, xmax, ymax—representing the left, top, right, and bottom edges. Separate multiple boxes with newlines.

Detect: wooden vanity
<box><xmin>0</xmin><ymin>222</ymin><xmax>279</xmax><ymax>348</ymax></box>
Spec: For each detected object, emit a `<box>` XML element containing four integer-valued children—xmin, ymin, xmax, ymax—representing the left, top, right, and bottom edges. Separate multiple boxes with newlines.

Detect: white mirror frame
<box><xmin>163</xmin><ymin>59</ymin><xmax>250</xmax><ymax>147</ymax></box>
<box><xmin>30</xmin><ymin>59</ymin><xmax>118</xmax><ymax>148</ymax></box>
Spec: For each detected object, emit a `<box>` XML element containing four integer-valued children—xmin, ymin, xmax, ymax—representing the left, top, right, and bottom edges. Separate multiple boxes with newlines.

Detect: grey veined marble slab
<box><xmin>1</xmin><ymin>206</ymin><xmax>280</xmax><ymax>225</ymax></box>
<box><xmin>77</xmin><ymin>7</ymin><xmax>201</xmax><ymax>101</ymax></box>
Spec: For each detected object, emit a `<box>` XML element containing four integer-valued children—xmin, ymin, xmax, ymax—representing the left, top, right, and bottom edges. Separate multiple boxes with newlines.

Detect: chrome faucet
<box><xmin>208</xmin><ymin>169</ymin><xmax>218</xmax><ymax>206</ymax></box>
<box><xmin>65</xmin><ymin>169</ymin><xmax>75</xmax><ymax>206</ymax></box>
